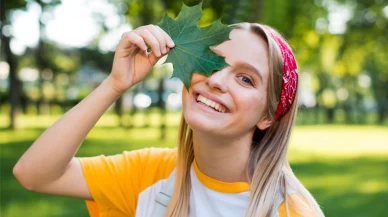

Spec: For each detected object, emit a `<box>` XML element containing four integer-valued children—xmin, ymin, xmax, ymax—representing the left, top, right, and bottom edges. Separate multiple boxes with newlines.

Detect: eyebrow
<box><xmin>233</xmin><ymin>61</ymin><xmax>263</xmax><ymax>83</ymax></box>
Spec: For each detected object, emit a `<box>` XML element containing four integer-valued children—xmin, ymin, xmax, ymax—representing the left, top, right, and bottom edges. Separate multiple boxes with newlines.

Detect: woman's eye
<box><xmin>238</xmin><ymin>76</ymin><xmax>254</xmax><ymax>86</ymax></box>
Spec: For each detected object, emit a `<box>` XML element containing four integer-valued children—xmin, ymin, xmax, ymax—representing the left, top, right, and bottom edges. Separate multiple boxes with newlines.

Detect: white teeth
<box><xmin>196</xmin><ymin>95</ymin><xmax>225</xmax><ymax>113</ymax></box>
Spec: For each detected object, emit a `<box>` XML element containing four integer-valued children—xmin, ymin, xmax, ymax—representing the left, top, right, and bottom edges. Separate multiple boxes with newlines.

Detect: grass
<box><xmin>1</xmin><ymin>114</ymin><xmax>387</xmax><ymax>217</ymax></box>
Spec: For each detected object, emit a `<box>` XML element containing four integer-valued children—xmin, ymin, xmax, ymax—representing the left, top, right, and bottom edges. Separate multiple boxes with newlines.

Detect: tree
<box><xmin>1</xmin><ymin>0</ymin><xmax>27</xmax><ymax>129</ymax></box>
<box><xmin>341</xmin><ymin>0</ymin><xmax>388</xmax><ymax>124</ymax></box>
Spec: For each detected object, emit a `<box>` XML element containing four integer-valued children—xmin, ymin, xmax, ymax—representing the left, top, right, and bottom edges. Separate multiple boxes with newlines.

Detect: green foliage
<box><xmin>3</xmin><ymin>0</ymin><xmax>26</xmax><ymax>13</ymax></box>
<box><xmin>157</xmin><ymin>3</ymin><xmax>232</xmax><ymax>88</ymax></box>
<box><xmin>262</xmin><ymin>0</ymin><xmax>292</xmax><ymax>35</ymax></box>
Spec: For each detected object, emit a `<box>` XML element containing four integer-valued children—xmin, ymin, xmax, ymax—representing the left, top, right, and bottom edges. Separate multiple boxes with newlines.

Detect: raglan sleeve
<box><xmin>78</xmin><ymin>147</ymin><xmax>176</xmax><ymax>217</ymax></box>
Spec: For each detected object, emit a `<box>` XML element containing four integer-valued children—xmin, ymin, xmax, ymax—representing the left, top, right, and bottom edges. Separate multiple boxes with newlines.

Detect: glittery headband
<box><xmin>263</xmin><ymin>26</ymin><xmax>298</xmax><ymax>120</ymax></box>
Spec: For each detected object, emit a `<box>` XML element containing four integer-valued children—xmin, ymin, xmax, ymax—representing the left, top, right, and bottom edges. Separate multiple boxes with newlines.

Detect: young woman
<box><xmin>14</xmin><ymin>22</ymin><xmax>324</xmax><ymax>217</ymax></box>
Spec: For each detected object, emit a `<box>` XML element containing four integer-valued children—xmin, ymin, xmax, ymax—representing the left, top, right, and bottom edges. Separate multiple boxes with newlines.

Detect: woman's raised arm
<box><xmin>13</xmin><ymin>25</ymin><xmax>174</xmax><ymax>200</ymax></box>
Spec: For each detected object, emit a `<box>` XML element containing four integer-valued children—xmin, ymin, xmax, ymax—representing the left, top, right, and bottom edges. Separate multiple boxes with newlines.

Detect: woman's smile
<box><xmin>189</xmin><ymin>90</ymin><xmax>230</xmax><ymax>117</ymax></box>
<box><xmin>197</xmin><ymin>95</ymin><xmax>227</xmax><ymax>113</ymax></box>
<box><xmin>194</xmin><ymin>89</ymin><xmax>229</xmax><ymax>113</ymax></box>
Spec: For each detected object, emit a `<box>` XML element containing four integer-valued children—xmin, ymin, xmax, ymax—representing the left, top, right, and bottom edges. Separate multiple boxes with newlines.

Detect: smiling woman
<box><xmin>13</xmin><ymin>14</ymin><xmax>323</xmax><ymax>217</ymax></box>
<box><xmin>183</xmin><ymin>28</ymin><xmax>271</xmax><ymax>138</ymax></box>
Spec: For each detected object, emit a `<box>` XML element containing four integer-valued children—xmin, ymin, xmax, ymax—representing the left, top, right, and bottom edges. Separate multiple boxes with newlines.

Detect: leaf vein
<box><xmin>178</xmin><ymin>31</ymin><xmax>229</xmax><ymax>45</ymax></box>
<box><xmin>176</xmin><ymin>47</ymin><xmax>221</xmax><ymax>66</ymax></box>
<box><xmin>176</xmin><ymin>10</ymin><xmax>196</xmax><ymax>38</ymax></box>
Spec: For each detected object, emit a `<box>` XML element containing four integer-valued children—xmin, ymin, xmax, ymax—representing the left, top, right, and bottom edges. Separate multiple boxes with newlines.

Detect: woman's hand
<box><xmin>108</xmin><ymin>24</ymin><xmax>175</xmax><ymax>94</ymax></box>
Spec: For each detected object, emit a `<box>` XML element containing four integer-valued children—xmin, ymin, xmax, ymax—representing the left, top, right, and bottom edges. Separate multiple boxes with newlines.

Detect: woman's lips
<box><xmin>196</xmin><ymin>94</ymin><xmax>227</xmax><ymax>113</ymax></box>
<box><xmin>192</xmin><ymin>90</ymin><xmax>229</xmax><ymax>113</ymax></box>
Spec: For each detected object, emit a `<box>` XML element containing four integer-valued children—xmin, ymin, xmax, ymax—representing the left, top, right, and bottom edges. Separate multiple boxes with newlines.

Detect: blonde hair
<box><xmin>164</xmin><ymin>23</ymin><xmax>325</xmax><ymax>217</ymax></box>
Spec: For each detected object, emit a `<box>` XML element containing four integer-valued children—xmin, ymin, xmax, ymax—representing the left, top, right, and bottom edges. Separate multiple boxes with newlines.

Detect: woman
<box><xmin>13</xmin><ymin>22</ymin><xmax>324</xmax><ymax>217</ymax></box>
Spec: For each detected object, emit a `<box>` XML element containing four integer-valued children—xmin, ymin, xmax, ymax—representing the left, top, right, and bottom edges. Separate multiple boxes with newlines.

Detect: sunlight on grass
<box><xmin>358</xmin><ymin>181</ymin><xmax>387</xmax><ymax>194</ymax></box>
<box><xmin>289</xmin><ymin>125</ymin><xmax>388</xmax><ymax>160</ymax></box>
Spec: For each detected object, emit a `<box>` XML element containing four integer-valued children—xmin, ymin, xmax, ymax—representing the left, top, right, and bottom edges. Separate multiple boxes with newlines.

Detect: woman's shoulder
<box><xmin>130</xmin><ymin>147</ymin><xmax>177</xmax><ymax>177</ymax></box>
<box><xmin>124</xmin><ymin>147</ymin><xmax>177</xmax><ymax>162</ymax></box>
<box><xmin>276</xmin><ymin>193</ymin><xmax>311</xmax><ymax>217</ymax></box>
<box><xmin>276</xmin><ymin>165</ymin><xmax>324</xmax><ymax>217</ymax></box>
<box><xmin>277</xmin><ymin>193</ymin><xmax>303</xmax><ymax>217</ymax></box>
<box><xmin>122</xmin><ymin>147</ymin><xmax>177</xmax><ymax>197</ymax></box>
<box><xmin>277</xmin><ymin>192</ymin><xmax>324</xmax><ymax>217</ymax></box>
<box><xmin>79</xmin><ymin>147</ymin><xmax>177</xmax><ymax>174</ymax></box>
<box><xmin>99</xmin><ymin>147</ymin><xmax>177</xmax><ymax>179</ymax></box>
<box><xmin>121</xmin><ymin>147</ymin><xmax>177</xmax><ymax>172</ymax></box>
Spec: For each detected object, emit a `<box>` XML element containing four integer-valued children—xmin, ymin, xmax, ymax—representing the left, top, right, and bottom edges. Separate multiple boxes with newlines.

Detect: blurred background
<box><xmin>1</xmin><ymin>0</ymin><xmax>387</xmax><ymax>216</ymax></box>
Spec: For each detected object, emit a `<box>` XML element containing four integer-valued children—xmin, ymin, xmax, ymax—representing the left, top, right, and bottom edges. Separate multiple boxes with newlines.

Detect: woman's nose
<box><xmin>207</xmin><ymin>69</ymin><xmax>228</xmax><ymax>93</ymax></box>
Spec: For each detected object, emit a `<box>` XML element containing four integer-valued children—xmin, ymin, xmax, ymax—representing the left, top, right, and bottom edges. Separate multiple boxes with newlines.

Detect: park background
<box><xmin>1</xmin><ymin>0</ymin><xmax>387</xmax><ymax>216</ymax></box>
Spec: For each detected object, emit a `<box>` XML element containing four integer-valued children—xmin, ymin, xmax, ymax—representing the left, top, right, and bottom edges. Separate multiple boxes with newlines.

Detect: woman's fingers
<box><xmin>119</xmin><ymin>31</ymin><xmax>147</xmax><ymax>51</ymax></box>
<box><xmin>156</xmin><ymin>25</ymin><xmax>175</xmax><ymax>48</ymax></box>
<box><xmin>118</xmin><ymin>25</ymin><xmax>174</xmax><ymax>58</ymax></box>
<box><xmin>148</xmin><ymin>47</ymin><xmax>171</xmax><ymax>66</ymax></box>
<box><xmin>135</xmin><ymin>28</ymin><xmax>161</xmax><ymax>57</ymax></box>
<box><xmin>145</xmin><ymin>25</ymin><xmax>168</xmax><ymax>54</ymax></box>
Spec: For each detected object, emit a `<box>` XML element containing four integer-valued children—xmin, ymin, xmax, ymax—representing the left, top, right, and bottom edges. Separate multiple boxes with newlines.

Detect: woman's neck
<box><xmin>192</xmin><ymin>131</ymin><xmax>253</xmax><ymax>183</ymax></box>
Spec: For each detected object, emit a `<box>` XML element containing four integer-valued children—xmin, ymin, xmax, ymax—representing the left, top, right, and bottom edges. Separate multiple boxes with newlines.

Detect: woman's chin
<box><xmin>184</xmin><ymin>114</ymin><xmax>228</xmax><ymax>137</ymax></box>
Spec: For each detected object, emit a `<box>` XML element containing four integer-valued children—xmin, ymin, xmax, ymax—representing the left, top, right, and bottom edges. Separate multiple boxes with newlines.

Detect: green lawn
<box><xmin>1</xmin><ymin>114</ymin><xmax>387</xmax><ymax>217</ymax></box>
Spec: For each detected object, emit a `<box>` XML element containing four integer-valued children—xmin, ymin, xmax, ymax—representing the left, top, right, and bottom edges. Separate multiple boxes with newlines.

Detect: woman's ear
<box><xmin>256</xmin><ymin>119</ymin><xmax>272</xmax><ymax>130</ymax></box>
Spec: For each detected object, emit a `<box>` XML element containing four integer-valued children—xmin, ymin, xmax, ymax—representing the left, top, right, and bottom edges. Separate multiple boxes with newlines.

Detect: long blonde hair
<box><xmin>164</xmin><ymin>23</ymin><xmax>324</xmax><ymax>217</ymax></box>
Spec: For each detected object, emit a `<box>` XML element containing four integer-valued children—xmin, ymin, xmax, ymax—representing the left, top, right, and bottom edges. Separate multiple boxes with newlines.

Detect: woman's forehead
<box><xmin>212</xmin><ymin>29</ymin><xmax>269</xmax><ymax>77</ymax></box>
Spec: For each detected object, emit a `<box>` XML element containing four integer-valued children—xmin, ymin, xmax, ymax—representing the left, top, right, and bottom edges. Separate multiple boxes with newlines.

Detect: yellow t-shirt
<box><xmin>79</xmin><ymin>147</ymin><xmax>302</xmax><ymax>217</ymax></box>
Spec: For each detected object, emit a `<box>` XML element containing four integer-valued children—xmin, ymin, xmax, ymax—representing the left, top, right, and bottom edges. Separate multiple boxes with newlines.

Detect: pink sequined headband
<box><xmin>263</xmin><ymin>26</ymin><xmax>298</xmax><ymax>120</ymax></box>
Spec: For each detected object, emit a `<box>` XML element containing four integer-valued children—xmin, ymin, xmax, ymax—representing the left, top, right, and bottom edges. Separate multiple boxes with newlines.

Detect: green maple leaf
<box><xmin>157</xmin><ymin>2</ymin><xmax>233</xmax><ymax>88</ymax></box>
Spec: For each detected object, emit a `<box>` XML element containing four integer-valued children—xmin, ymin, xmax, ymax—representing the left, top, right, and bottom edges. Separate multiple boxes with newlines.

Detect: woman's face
<box><xmin>182</xmin><ymin>28</ymin><xmax>271</xmax><ymax>138</ymax></box>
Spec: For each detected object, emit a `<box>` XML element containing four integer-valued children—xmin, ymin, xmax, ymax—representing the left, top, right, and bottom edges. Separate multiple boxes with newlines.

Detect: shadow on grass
<box><xmin>1</xmin><ymin>137</ymin><xmax>387</xmax><ymax>217</ymax></box>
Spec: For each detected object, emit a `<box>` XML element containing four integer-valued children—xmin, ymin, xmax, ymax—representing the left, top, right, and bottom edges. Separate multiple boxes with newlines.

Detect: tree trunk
<box><xmin>1</xmin><ymin>0</ymin><xmax>20</xmax><ymax>129</ymax></box>
<box><xmin>377</xmin><ymin>108</ymin><xmax>385</xmax><ymax>125</ymax></box>
<box><xmin>355</xmin><ymin>92</ymin><xmax>366</xmax><ymax>124</ymax></box>
<box><xmin>3</xmin><ymin>37</ymin><xmax>20</xmax><ymax>130</ymax></box>
<box><xmin>158</xmin><ymin>78</ymin><xmax>166</xmax><ymax>140</ymax></box>
<box><xmin>114</xmin><ymin>96</ymin><xmax>123</xmax><ymax>127</ymax></box>
<box><xmin>128</xmin><ymin>87</ymin><xmax>139</xmax><ymax>129</ymax></box>
<box><xmin>36</xmin><ymin>0</ymin><xmax>47</xmax><ymax>115</ymax></box>
<box><xmin>252</xmin><ymin>0</ymin><xmax>263</xmax><ymax>22</ymax></box>
<box><xmin>377</xmin><ymin>100</ymin><xmax>387</xmax><ymax>125</ymax></box>
<box><xmin>326</xmin><ymin>107</ymin><xmax>335</xmax><ymax>123</ymax></box>
<box><xmin>314</xmin><ymin>103</ymin><xmax>321</xmax><ymax>124</ymax></box>
<box><xmin>343</xmin><ymin>102</ymin><xmax>352</xmax><ymax>124</ymax></box>
<box><xmin>3</xmin><ymin>36</ymin><xmax>20</xmax><ymax>129</ymax></box>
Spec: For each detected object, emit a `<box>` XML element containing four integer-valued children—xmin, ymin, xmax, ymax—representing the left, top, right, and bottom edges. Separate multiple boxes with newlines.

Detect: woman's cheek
<box><xmin>191</xmin><ymin>73</ymin><xmax>208</xmax><ymax>83</ymax></box>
